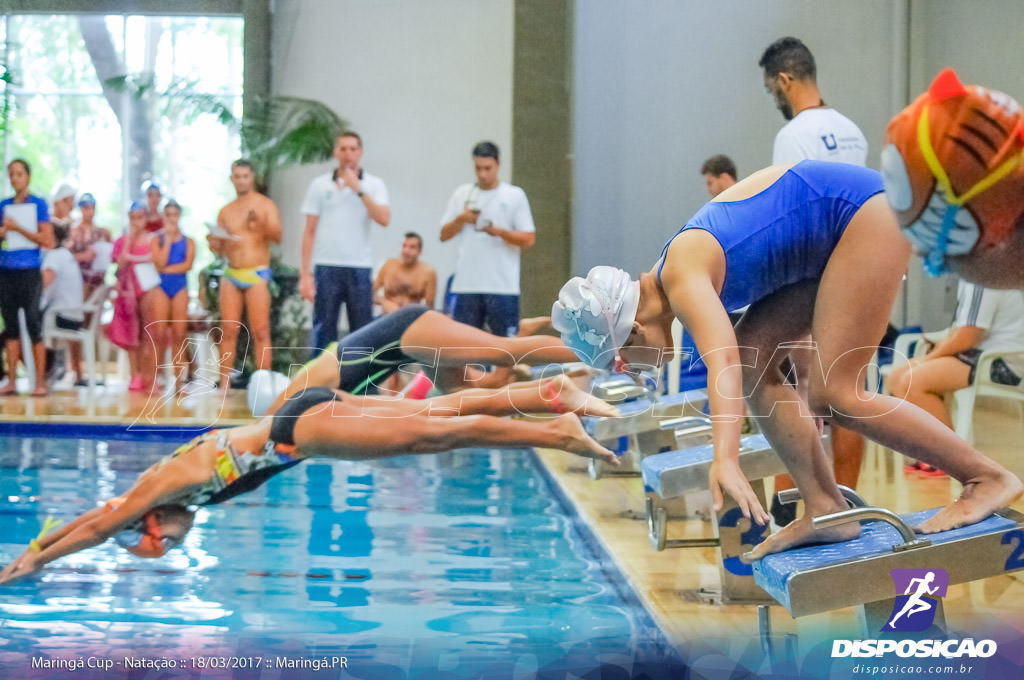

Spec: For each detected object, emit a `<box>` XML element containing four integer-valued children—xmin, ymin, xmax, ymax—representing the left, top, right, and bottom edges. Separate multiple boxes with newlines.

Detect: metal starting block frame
<box><xmin>582</xmin><ymin>387</ymin><xmax>711</xmax><ymax>479</ymax></box>
<box><xmin>752</xmin><ymin>506</ymin><xmax>1024</xmax><ymax>636</ymax></box>
<box><xmin>641</xmin><ymin>433</ymin><xmax>781</xmax><ymax>604</ymax></box>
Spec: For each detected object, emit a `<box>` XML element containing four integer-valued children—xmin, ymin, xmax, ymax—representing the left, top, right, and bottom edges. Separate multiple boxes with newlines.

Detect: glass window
<box><xmin>1</xmin><ymin>13</ymin><xmax>243</xmax><ymax>289</ymax></box>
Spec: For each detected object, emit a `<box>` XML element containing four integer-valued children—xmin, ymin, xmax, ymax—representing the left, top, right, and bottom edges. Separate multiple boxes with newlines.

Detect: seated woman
<box><xmin>551</xmin><ymin>160</ymin><xmax>1023</xmax><ymax>562</ymax></box>
<box><xmin>0</xmin><ymin>374</ymin><xmax>618</xmax><ymax>584</ymax></box>
<box><xmin>889</xmin><ymin>281</ymin><xmax>1024</xmax><ymax>443</ymax></box>
<box><xmin>269</xmin><ymin>304</ymin><xmax>582</xmax><ymax>413</ymax></box>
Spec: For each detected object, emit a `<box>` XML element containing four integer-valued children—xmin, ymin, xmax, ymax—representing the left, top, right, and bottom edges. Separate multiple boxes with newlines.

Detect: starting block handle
<box><xmin>777</xmin><ymin>485</ymin><xmax>868</xmax><ymax>509</ymax></box>
<box><xmin>658</xmin><ymin>416</ymin><xmax>713</xmax><ymax>431</ymax></box>
<box><xmin>811</xmin><ymin>506</ymin><xmax>931</xmax><ymax>551</ymax></box>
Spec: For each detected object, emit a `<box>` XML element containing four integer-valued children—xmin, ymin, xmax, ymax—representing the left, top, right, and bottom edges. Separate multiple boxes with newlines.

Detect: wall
<box><xmin>269</xmin><ymin>0</ymin><xmax>514</xmax><ymax>311</ymax></box>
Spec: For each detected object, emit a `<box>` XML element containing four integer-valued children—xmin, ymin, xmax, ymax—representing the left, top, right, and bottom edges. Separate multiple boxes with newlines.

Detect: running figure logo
<box><xmin>883</xmin><ymin>568</ymin><xmax>949</xmax><ymax>632</ymax></box>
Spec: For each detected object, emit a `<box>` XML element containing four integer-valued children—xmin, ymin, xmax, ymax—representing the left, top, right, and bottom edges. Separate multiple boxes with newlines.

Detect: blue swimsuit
<box><xmin>657</xmin><ymin>160</ymin><xmax>884</xmax><ymax>311</ymax></box>
<box><xmin>159</xmin><ymin>236</ymin><xmax>189</xmax><ymax>298</ymax></box>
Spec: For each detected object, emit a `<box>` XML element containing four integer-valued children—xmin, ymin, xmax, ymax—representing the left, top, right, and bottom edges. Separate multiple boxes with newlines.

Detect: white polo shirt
<box><xmin>772</xmin><ymin>108</ymin><xmax>868</xmax><ymax>166</ymax></box>
<box><xmin>301</xmin><ymin>170</ymin><xmax>389</xmax><ymax>268</ymax></box>
<box><xmin>440</xmin><ymin>182</ymin><xmax>535</xmax><ymax>295</ymax></box>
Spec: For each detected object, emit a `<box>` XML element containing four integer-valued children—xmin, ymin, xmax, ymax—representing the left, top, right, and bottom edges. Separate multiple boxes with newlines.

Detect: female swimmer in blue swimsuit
<box><xmin>0</xmin><ymin>374</ymin><xmax>618</xmax><ymax>583</ymax></box>
<box><xmin>552</xmin><ymin>160</ymin><xmax>1023</xmax><ymax>561</ymax></box>
<box><xmin>150</xmin><ymin>199</ymin><xmax>195</xmax><ymax>388</ymax></box>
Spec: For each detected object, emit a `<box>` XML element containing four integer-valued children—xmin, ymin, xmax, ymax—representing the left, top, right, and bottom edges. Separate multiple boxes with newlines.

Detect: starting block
<box><xmin>641</xmin><ymin>433</ymin><xmax>781</xmax><ymax>603</ymax></box>
<box><xmin>752</xmin><ymin>505</ymin><xmax>1024</xmax><ymax>636</ymax></box>
<box><xmin>582</xmin><ymin>387</ymin><xmax>711</xmax><ymax>479</ymax></box>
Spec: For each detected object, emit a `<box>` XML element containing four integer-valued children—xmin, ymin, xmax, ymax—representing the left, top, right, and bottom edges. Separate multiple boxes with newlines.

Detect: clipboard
<box><xmin>205</xmin><ymin>221</ymin><xmax>242</xmax><ymax>241</ymax></box>
<box><xmin>134</xmin><ymin>262</ymin><xmax>161</xmax><ymax>291</ymax></box>
<box><xmin>3</xmin><ymin>203</ymin><xmax>39</xmax><ymax>250</ymax></box>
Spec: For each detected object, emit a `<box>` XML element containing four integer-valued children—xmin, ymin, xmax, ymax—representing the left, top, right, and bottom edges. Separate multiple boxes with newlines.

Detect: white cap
<box><xmin>551</xmin><ymin>266</ymin><xmax>640</xmax><ymax>367</ymax></box>
<box><xmin>51</xmin><ymin>179</ymin><xmax>78</xmax><ymax>203</ymax></box>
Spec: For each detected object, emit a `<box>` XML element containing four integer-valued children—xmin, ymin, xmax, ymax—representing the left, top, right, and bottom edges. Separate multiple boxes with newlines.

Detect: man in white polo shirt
<box><xmin>760</xmin><ymin>36</ymin><xmax>868</xmax><ymax>166</ymax></box>
<box><xmin>300</xmin><ymin>131</ymin><xmax>390</xmax><ymax>350</ymax></box>
<box><xmin>439</xmin><ymin>141</ymin><xmax>535</xmax><ymax>336</ymax></box>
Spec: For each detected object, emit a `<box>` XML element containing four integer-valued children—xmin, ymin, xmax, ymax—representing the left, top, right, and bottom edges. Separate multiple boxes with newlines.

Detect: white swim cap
<box><xmin>51</xmin><ymin>179</ymin><xmax>78</xmax><ymax>203</ymax></box>
<box><xmin>247</xmin><ymin>370</ymin><xmax>291</xmax><ymax>417</ymax></box>
<box><xmin>551</xmin><ymin>266</ymin><xmax>640</xmax><ymax>367</ymax></box>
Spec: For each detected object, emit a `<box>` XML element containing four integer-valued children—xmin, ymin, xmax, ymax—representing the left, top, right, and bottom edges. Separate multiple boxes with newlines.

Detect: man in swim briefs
<box><xmin>210</xmin><ymin>159</ymin><xmax>283</xmax><ymax>392</ymax></box>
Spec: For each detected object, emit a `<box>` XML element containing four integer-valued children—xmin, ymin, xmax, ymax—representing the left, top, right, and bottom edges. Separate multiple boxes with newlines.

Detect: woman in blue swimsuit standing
<box><xmin>552</xmin><ymin>160</ymin><xmax>1023</xmax><ymax>560</ymax></box>
<box><xmin>150</xmin><ymin>199</ymin><xmax>195</xmax><ymax>389</ymax></box>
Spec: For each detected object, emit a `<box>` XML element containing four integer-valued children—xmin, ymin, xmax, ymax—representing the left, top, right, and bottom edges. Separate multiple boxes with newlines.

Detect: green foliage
<box><xmin>106</xmin><ymin>73</ymin><xmax>347</xmax><ymax>190</ymax></box>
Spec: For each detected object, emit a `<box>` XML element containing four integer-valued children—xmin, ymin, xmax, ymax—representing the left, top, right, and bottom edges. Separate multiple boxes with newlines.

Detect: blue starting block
<box><xmin>581</xmin><ymin>388</ymin><xmax>711</xmax><ymax>479</ymax></box>
<box><xmin>752</xmin><ymin>505</ymin><xmax>1024</xmax><ymax>635</ymax></box>
<box><xmin>641</xmin><ymin>433</ymin><xmax>783</xmax><ymax>604</ymax></box>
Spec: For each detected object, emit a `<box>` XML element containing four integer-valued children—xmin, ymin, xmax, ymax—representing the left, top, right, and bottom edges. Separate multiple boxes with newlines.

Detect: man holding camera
<box><xmin>439</xmin><ymin>141</ymin><xmax>535</xmax><ymax>336</ymax></box>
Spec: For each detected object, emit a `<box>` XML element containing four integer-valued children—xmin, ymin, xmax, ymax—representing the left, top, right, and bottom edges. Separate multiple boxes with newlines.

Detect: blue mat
<box><xmin>753</xmin><ymin>508</ymin><xmax>1018</xmax><ymax>611</ymax></box>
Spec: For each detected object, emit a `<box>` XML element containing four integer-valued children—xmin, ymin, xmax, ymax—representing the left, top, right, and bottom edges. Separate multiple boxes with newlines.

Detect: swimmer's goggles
<box><xmin>107</xmin><ymin>499</ymin><xmax>182</xmax><ymax>558</ymax></box>
<box><xmin>915</xmin><ymin>102</ymin><xmax>1024</xmax><ymax>276</ymax></box>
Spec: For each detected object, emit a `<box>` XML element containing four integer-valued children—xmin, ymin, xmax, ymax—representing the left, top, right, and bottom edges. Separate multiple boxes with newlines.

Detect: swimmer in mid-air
<box><xmin>0</xmin><ymin>374</ymin><xmax>617</xmax><ymax>583</ymax></box>
<box><xmin>551</xmin><ymin>160</ymin><xmax>1023</xmax><ymax>562</ymax></box>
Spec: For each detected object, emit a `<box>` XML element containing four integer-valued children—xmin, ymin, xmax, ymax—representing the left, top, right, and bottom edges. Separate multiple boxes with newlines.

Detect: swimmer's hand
<box><xmin>0</xmin><ymin>550</ymin><xmax>40</xmax><ymax>585</ymax></box>
<box><xmin>709</xmin><ymin>458</ymin><xmax>770</xmax><ymax>526</ymax></box>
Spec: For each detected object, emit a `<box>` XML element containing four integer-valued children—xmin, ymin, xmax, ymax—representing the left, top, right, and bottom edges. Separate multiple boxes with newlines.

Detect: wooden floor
<box><xmin>3</xmin><ymin>376</ymin><xmax>1023</xmax><ymax>657</ymax></box>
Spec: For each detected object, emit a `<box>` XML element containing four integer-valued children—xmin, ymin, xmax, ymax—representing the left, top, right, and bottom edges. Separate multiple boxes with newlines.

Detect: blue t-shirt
<box><xmin>0</xmin><ymin>195</ymin><xmax>50</xmax><ymax>269</ymax></box>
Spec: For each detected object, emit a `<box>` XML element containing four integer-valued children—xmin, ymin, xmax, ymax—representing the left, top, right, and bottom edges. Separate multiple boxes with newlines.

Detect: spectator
<box><xmin>701</xmin><ymin>155</ymin><xmax>738</xmax><ymax>198</ymax></box>
<box><xmin>760</xmin><ymin>37</ymin><xmax>868</xmax><ymax>165</ymax></box>
<box><xmin>439</xmin><ymin>141</ymin><xmax>535</xmax><ymax>336</ymax></box>
<box><xmin>889</xmin><ymin>282</ymin><xmax>1024</xmax><ymax>455</ymax></box>
<box><xmin>141</xmin><ymin>180</ymin><xmax>164</xmax><ymax>233</ymax></box>
<box><xmin>759</xmin><ymin>36</ymin><xmax>870</xmax><ymax>527</ymax></box>
<box><xmin>150</xmin><ymin>199</ymin><xmax>195</xmax><ymax>390</ymax></box>
<box><xmin>50</xmin><ymin>180</ymin><xmax>77</xmax><ymax>232</ymax></box>
<box><xmin>70</xmin><ymin>192</ymin><xmax>113</xmax><ymax>298</ymax></box>
<box><xmin>0</xmin><ymin>159</ymin><xmax>56</xmax><ymax>396</ymax></box>
<box><xmin>211</xmin><ymin>159</ymin><xmax>282</xmax><ymax>392</ymax></box>
<box><xmin>109</xmin><ymin>202</ymin><xmax>157</xmax><ymax>392</ymax></box>
<box><xmin>300</xmin><ymin>132</ymin><xmax>390</xmax><ymax>350</ymax></box>
<box><xmin>373</xmin><ymin>232</ymin><xmax>437</xmax><ymax>314</ymax></box>
<box><xmin>41</xmin><ymin>222</ymin><xmax>85</xmax><ymax>385</ymax></box>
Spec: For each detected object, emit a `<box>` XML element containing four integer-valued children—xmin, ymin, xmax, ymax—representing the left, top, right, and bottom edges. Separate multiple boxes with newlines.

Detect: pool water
<box><xmin>0</xmin><ymin>433</ymin><xmax>683</xmax><ymax>679</ymax></box>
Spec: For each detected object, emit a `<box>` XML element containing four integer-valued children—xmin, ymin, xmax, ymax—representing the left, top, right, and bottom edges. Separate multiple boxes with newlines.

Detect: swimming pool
<box><xmin>0</xmin><ymin>429</ymin><xmax>684</xmax><ymax>679</ymax></box>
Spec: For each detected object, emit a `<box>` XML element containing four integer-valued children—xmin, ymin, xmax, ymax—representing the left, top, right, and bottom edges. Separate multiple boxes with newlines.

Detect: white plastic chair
<box><xmin>42</xmin><ymin>283</ymin><xmax>111</xmax><ymax>389</ymax></box>
<box><xmin>949</xmin><ymin>350</ymin><xmax>1024</xmax><ymax>445</ymax></box>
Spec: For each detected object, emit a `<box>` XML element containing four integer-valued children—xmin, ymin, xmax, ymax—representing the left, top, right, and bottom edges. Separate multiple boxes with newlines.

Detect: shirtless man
<box><xmin>209</xmin><ymin>159</ymin><xmax>283</xmax><ymax>392</ymax></box>
<box><xmin>373</xmin><ymin>232</ymin><xmax>437</xmax><ymax>313</ymax></box>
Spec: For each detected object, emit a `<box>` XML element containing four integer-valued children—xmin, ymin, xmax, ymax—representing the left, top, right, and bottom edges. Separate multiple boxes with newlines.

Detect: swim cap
<box><xmin>128</xmin><ymin>201</ymin><xmax>146</xmax><ymax>214</ymax></box>
<box><xmin>51</xmin><ymin>180</ymin><xmax>77</xmax><ymax>203</ymax></box>
<box><xmin>551</xmin><ymin>266</ymin><xmax>640</xmax><ymax>367</ymax></box>
<box><xmin>247</xmin><ymin>370</ymin><xmax>292</xmax><ymax>417</ymax></box>
<box><xmin>882</xmin><ymin>68</ymin><xmax>1024</xmax><ymax>275</ymax></box>
<box><xmin>78</xmin><ymin>192</ymin><xmax>96</xmax><ymax>206</ymax></box>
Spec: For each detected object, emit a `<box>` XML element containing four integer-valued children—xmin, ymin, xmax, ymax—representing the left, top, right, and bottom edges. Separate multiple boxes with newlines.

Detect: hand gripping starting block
<box><xmin>641</xmin><ymin>433</ymin><xmax>781</xmax><ymax>604</ymax></box>
<box><xmin>582</xmin><ymin>387</ymin><xmax>711</xmax><ymax>479</ymax></box>
<box><xmin>752</xmin><ymin>505</ymin><xmax>1024</xmax><ymax>638</ymax></box>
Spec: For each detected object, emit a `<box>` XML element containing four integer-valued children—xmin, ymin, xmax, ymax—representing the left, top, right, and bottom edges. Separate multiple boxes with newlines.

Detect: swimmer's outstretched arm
<box><xmin>659</xmin><ymin>245</ymin><xmax>771</xmax><ymax>526</ymax></box>
<box><xmin>0</xmin><ymin>458</ymin><xmax>205</xmax><ymax>584</ymax></box>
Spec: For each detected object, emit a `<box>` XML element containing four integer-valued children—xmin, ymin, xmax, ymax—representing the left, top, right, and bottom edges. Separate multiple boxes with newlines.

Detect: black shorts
<box><xmin>956</xmin><ymin>348</ymin><xmax>1022</xmax><ymax>386</ymax></box>
<box><xmin>0</xmin><ymin>267</ymin><xmax>43</xmax><ymax>343</ymax></box>
<box><xmin>55</xmin><ymin>315</ymin><xmax>83</xmax><ymax>331</ymax></box>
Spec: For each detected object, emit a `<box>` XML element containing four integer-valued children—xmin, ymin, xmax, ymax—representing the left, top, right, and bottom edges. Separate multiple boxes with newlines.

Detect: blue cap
<box><xmin>129</xmin><ymin>201</ymin><xmax>146</xmax><ymax>214</ymax></box>
<box><xmin>141</xmin><ymin>179</ymin><xmax>161</xmax><ymax>194</ymax></box>
<box><xmin>78</xmin><ymin>192</ymin><xmax>96</xmax><ymax>206</ymax></box>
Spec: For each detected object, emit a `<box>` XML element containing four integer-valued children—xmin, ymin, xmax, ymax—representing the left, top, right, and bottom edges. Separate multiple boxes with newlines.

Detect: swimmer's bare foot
<box><xmin>548</xmin><ymin>374</ymin><xmax>619</xmax><ymax>418</ymax></box>
<box><xmin>916</xmin><ymin>470</ymin><xmax>1024</xmax><ymax>534</ymax></box>
<box><xmin>741</xmin><ymin>510</ymin><xmax>861</xmax><ymax>563</ymax></box>
<box><xmin>551</xmin><ymin>412</ymin><xmax>619</xmax><ymax>465</ymax></box>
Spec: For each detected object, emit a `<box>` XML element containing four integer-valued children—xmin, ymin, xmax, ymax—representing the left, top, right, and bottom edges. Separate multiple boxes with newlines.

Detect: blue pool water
<box><xmin>0</xmin><ymin>431</ymin><xmax>683</xmax><ymax>679</ymax></box>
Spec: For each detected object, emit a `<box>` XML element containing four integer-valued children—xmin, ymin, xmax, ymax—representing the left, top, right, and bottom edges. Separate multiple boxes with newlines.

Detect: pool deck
<box><xmin>3</xmin><ymin>383</ymin><xmax>1023</xmax><ymax>657</ymax></box>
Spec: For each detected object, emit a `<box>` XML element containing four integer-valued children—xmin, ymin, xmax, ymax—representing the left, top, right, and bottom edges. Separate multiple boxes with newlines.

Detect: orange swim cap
<box><xmin>882</xmin><ymin>68</ymin><xmax>1024</xmax><ymax>275</ymax></box>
